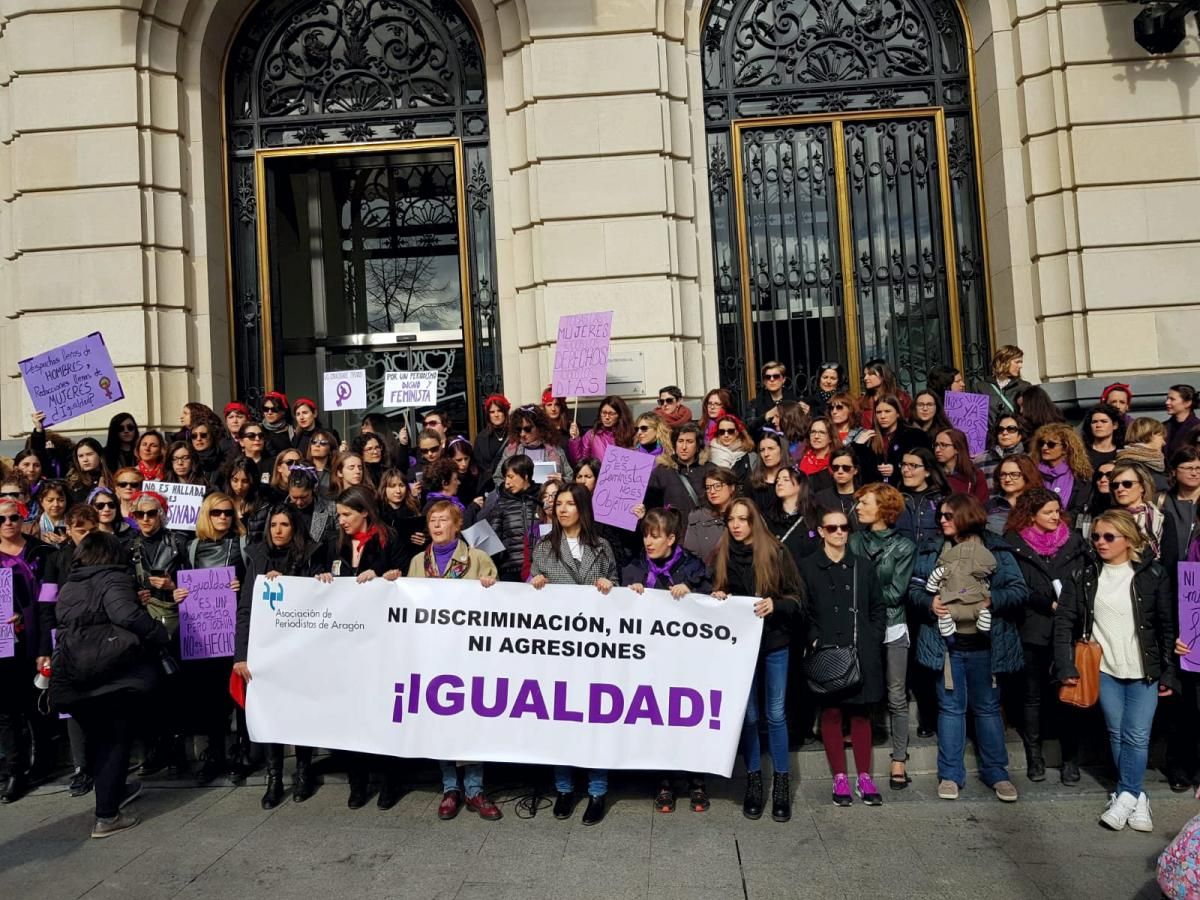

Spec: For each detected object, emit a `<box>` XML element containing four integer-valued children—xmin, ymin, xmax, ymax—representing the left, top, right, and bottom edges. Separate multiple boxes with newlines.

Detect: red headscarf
<box><xmin>0</xmin><ymin>499</ymin><xmax>30</xmax><ymax>521</ymax></box>
<box><xmin>1101</xmin><ymin>383</ymin><xmax>1133</xmax><ymax>406</ymax></box>
<box><xmin>130</xmin><ymin>490</ymin><xmax>170</xmax><ymax>515</ymax></box>
<box><xmin>715</xmin><ymin>413</ymin><xmax>748</xmax><ymax>435</ymax></box>
<box><xmin>224</xmin><ymin>402</ymin><xmax>250</xmax><ymax>418</ymax></box>
<box><xmin>293</xmin><ymin>397</ymin><xmax>318</xmax><ymax>413</ymax></box>
<box><xmin>263</xmin><ymin>391</ymin><xmax>289</xmax><ymax>410</ymax></box>
<box><xmin>483</xmin><ymin>393</ymin><xmax>510</xmax><ymax>413</ymax></box>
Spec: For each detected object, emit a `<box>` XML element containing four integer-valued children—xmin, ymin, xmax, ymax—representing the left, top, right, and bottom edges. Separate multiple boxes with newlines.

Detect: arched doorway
<box><xmin>224</xmin><ymin>0</ymin><xmax>499</xmax><ymax>433</ymax></box>
<box><xmin>703</xmin><ymin>0</ymin><xmax>991</xmax><ymax>402</ymax></box>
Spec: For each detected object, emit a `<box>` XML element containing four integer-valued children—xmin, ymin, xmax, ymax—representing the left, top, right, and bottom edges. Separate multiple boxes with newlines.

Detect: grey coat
<box><xmin>530</xmin><ymin>534</ymin><xmax>618</xmax><ymax>585</ymax></box>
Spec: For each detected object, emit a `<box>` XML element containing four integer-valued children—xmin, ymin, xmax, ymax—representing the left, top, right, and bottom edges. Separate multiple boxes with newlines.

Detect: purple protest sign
<box><xmin>0</xmin><ymin>568</ymin><xmax>13</xmax><ymax>659</ymax></box>
<box><xmin>592</xmin><ymin>446</ymin><xmax>656</xmax><ymax>531</ymax></box>
<box><xmin>178</xmin><ymin>567</ymin><xmax>237</xmax><ymax>661</ymax></box>
<box><xmin>18</xmin><ymin>332</ymin><xmax>124</xmax><ymax>427</ymax></box>
<box><xmin>1178</xmin><ymin>563</ymin><xmax>1200</xmax><ymax>673</ymax></box>
<box><xmin>552</xmin><ymin>311</ymin><xmax>613</xmax><ymax>398</ymax></box>
<box><xmin>944</xmin><ymin>391</ymin><xmax>991</xmax><ymax>457</ymax></box>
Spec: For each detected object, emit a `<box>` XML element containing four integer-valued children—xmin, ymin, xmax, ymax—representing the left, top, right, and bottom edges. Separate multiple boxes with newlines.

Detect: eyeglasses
<box><xmin>423</xmin><ymin>420</ymin><xmax>440</xmax><ymax>429</ymax></box>
<box><xmin>821</xmin><ymin>523</ymin><xmax>850</xmax><ymax>533</ymax></box>
<box><xmin>636</xmin><ymin>425</ymin><xmax>653</xmax><ymax>433</ymax></box>
<box><xmin>242</xmin><ymin>432</ymin><xmax>264</xmax><ymax>440</ymax></box>
<box><xmin>704</xmin><ymin>484</ymin><xmax>727</xmax><ymax>494</ymax></box>
<box><xmin>938</xmin><ymin>511</ymin><xmax>955</xmax><ymax>521</ymax></box>
<box><xmin>658</xmin><ymin>397</ymin><xmax>677</xmax><ymax>406</ymax></box>
<box><xmin>717</xmin><ymin>428</ymin><xmax>737</xmax><ymax>436</ymax></box>
<box><xmin>172</xmin><ymin>455</ymin><xmax>192</xmax><ymax>463</ymax></box>
<box><xmin>92</xmin><ymin>501</ymin><xmax>117</xmax><ymax>510</ymax></box>
<box><xmin>1112</xmin><ymin>479</ymin><xmax>1138</xmax><ymax>490</ymax></box>
<box><xmin>518</xmin><ymin>425</ymin><xmax>536</xmax><ymax>434</ymax></box>
<box><xmin>116</xmin><ymin>481</ymin><xmax>142</xmax><ymax>489</ymax></box>
<box><xmin>0</xmin><ymin>514</ymin><xmax>22</xmax><ymax>524</ymax></box>
<box><xmin>132</xmin><ymin>510</ymin><xmax>159</xmax><ymax>520</ymax></box>
<box><xmin>763</xmin><ymin>373</ymin><xmax>784</xmax><ymax>382</ymax></box>
<box><xmin>933</xmin><ymin>441</ymin><xmax>954</xmax><ymax>450</ymax></box>
<box><xmin>1040</xmin><ymin>440</ymin><xmax>1061</xmax><ymax>450</ymax></box>
<box><xmin>1176</xmin><ymin>465</ymin><xmax>1200</xmax><ymax>475</ymax></box>
<box><xmin>192</xmin><ymin>431</ymin><xmax>210</xmax><ymax>440</ymax></box>
<box><xmin>997</xmin><ymin>425</ymin><xmax>1021</xmax><ymax>434</ymax></box>
<box><xmin>915</xmin><ymin>402</ymin><xmax>936</xmax><ymax>410</ymax></box>
<box><xmin>210</xmin><ymin>509</ymin><xmax>234</xmax><ymax>518</ymax></box>
<box><xmin>1091</xmin><ymin>532</ymin><xmax>1121</xmax><ymax>544</ymax></box>
<box><xmin>830</xmin><ymin>464</ymin><xmax>855</xmax><ymax>473</ymax></box>
<box><xmin>998</xmin><ymin>471</ymin><xmax>1024</xmax><ymax>481</ymax></box>
<box><xmin>311</xmin><ymin>439</ymin><xmax>330</xmax><ymax>447</ymax></box>
<box><xmin>899</xmin><ymin>462</ymin><xmax>924</xmax><ymax>471</ymax></box>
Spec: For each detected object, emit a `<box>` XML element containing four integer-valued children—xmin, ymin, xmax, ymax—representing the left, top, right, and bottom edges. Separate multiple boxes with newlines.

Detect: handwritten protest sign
<box><xmin>383</xmin><ymin>371</ymin><xmax>439</xmax><ymax>408</ymax></box>
<box><xmin>592</xmin><ymin>446</ymin><xmax>655</xmax><ymax>531</ymax></box>
<box><xmin>178</xmin><ymin>567</ymin><xmax>237</xmax><ymax>661</ymax></box>
<box><xmin>18</xmin><ymin>332</ymin><xmax>124</xmax><ymax>426</ymax></box>
<box><xmin>944</xmin><ymin>391</ymin><xmax>991</xmax><ymax>457</ymax></box>
<box><xmin>323</xmin><ymin>370</ymin><xmax>367</xmax><ymax>411</ymax></box>
<box><xmin>0</xmin><ymin>569</ymin><xmax>13</xmax><ymax>659</ymax></box>
<box><xmin>142</xmin><ymin>481</ymin><xmax>206</xmax><ymax>532</ymax></box>
<box><xmin>552</xmin><ymin>311</ymin><xmax>613</xmax><ymax>398</ymax></box>
<box><xmin>1179</xmin><ymin>563</ymin><xmax>1200</xmax><ymax>673</ymax></box>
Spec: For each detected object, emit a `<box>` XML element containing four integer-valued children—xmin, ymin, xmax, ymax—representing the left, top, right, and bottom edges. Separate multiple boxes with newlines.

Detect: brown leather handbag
<box><xmin>1058</xmin><ymin>639</ymin><xmax>1102</xmax><ymax>708</ymax></box>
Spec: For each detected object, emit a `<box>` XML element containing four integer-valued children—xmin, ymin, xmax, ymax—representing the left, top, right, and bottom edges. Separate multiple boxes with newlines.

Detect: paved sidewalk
<box><xmin>0</xmin><ymin>766</ymin><xmax>1195</xmax><ymax>900</ymax></box>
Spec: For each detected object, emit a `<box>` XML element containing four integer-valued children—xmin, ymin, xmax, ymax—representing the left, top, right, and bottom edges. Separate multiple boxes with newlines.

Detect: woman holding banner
<box><xmin>568</xmin><ymin>395</ymin><xmax>635</xmax><ymax>465</ymax></box>
<box><xmin>235</xmin><ymin>504</ymin><xmax>325</xmax><ymax>809</ymax></box>
<box><xmin>406</xmin><ymin>499</ymin><xmax>504</xmax><ymax>822</ymax></box>
<box><xmin>710</xmin><ymin>498</ymin><xmax>803</xmax><ymax>823</ymax></box>
<box><xmin>319</xmin><ymin>486</ymin><xmax>405</xmax><ymax>810</ymax></box>
<box><xmin>530</xmin><ymin>483</ymin><xmax>619</xmax><ymax>826</ymax></box>
<box><xmin>173</xmin><ymin>493</ymin><xmax>246</xmax><ymax>787</ymax></box>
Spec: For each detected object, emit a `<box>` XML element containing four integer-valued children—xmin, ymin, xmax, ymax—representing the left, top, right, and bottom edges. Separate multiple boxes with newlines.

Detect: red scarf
<box><xmin>351</xmin><ymin>526</ymin><xmax>383</xmax><ymax>549</ymax></box>
<box><xmin>137</xmin><ymin>460</ymin><xmax>164</xmax><ymax>481</ymax></box>
<box><xmin>799</xmin><ymin>448</ymin><xmax>830</xmax><ymax>477</ymax></box>
<box><xmin>659</xmin><ymin>404</ymin><xmax>694</xmax><ymax>428</ymax></box>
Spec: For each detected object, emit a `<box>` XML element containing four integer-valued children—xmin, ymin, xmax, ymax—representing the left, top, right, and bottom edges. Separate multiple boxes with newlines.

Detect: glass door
<box><xmin>258</xmin><ymin>141</ymin><xmax>475</xmax><ymax>434</ymax></box>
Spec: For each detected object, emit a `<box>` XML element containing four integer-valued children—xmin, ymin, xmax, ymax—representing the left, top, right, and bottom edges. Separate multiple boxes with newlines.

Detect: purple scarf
<box><xmin>645</xmin><ymin>546</ymin><xmax>682</xmax><ymax>589</ymax></box>
<box><xmin>638</xmin><ymin>442</ymin><xmax>664</xmax><ymax>457</ymax></box>
<box><xmin>1020</xmin><ymin>522</ymin><xmax>1070</xmax><ymax>557</ymax></box>
<box><xmin>432</xmin><ymin>541</ymin><xmax>458</xmax><ymax>576</ymax></box>
<box><xmin>426</xmin><ymin>492</ymin><xmax>465</xmax><ymax>512</ymax></box>
<box><xmin>1038</xmin><ymin>461</ymin><xmax>1074</xmax><ymax>509</ymax></box>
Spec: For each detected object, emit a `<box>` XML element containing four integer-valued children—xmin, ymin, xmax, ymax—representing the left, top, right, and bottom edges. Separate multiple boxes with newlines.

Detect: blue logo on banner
<box><xmin>263</xmin><ymin>580</ymin><xmax>284</xmax><ymax>611</ymax></box>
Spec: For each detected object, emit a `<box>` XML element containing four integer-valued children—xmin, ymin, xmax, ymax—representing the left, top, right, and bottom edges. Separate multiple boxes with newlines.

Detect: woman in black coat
<box><xmin>1004</xmin><ymin>488</ymin><xmax>1091</xmax><ymax>784</ymax></box>
<box><xmin>50</xmin><ymin>532</ymin><xmax>169</xmax><ymax>838</ymax></box>
<box><xmin>799</xmin><ymin>507</ymin><xmax>886</xmax><ymax>808</ymax></box>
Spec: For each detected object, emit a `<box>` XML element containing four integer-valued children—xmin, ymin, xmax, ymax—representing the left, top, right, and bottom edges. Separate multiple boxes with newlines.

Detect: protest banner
<box><xmin>552</xmin><ymin>311</ymin><xmax>613</xmax><ymax>398</ymax></box>
<box><xmin>142</xmin><ymin>480</ymin><xmax>206</xmax><ymax>531</ymax></box>
<box><xmin>178</xmin><ymin>567</ymin><xmax>238</xmax><ymax>661</ymax></box>
<box><xmin>1179</xmin><ymin>563</ymin><xmax>1200</xmax><ymax>673</ymax></box>
<box><xmin>383</xmin><ymin>371</ymin><xmax>439</xmax><ymax>408</ymax></box>
<box><xmin>0</xmin><ymin>569</ymin><xmax>13</xmax><ymax>659</ymax></box>
<box><xmin>591</xmin><ymin>446</ymin><xmax>656</xmax><ymax>531</ymax></box>
<box><xmin>18</xmin><ymin>332</ymin><xmax>124</xmax><ymax>427</ymax></box>
<box><xmin>323</xmin><ymin>370</ymin><xmax>367</xmax><ymax>411</ymax></box>
<box><xmin>246</xmin><ymin>577</ymin><xmax>762</xmax><ymax>775</ymax></box>
<box><xmin>944</xmin><ymin>391</ymin><xmax>991</xmax><ymax>457</ymax></box>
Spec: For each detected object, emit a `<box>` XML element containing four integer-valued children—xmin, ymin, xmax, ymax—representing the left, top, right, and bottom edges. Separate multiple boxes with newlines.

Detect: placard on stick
<box><xmin>178</xmin><ymin>567</ymin><xmax>237</xmax><ymax>661</ymax></box>
<box><xmin>1179</xmin><ymin>563</ymin><xmax>1200</xmax><ymax>673</ymax></box>
<box><xmin>552</xmin><ymin>311</ymin><xmax>613</xmax><ymax>398</ymax></box>
<box><xmin>142</xmin><ymin>481</ymin><xmax>206</xmax><ymax>532</ymax></box>
<box><xmin>383</xmin><ymin>371</ymin><xmax>439</xmax><ymax>408</ymax></box>
<box><xmin>591</xmin><ymin>446</ymin><xmax>655</xmax><ymax>531</ymax></box>
<box><xmin>944</xmin><ymin>391</ymin><xmax>991</xmax><ymax>457</ymax></box>
<box><xmin>18</xmin><ymin>332</ymin><xmax>124</xmax><ymax>426</ymax></box>
<box><xmin>0</xmin><ymin>568</ymin><xmax>13</xmax><ymax>659</ymax></box>
<box><xmin>323</xmin><ymin>370</ymin><xmax>367</xmax><ymax>411</ymax></box>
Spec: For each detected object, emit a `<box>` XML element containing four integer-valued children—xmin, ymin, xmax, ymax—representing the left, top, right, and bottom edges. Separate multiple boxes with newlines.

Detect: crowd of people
<box><xmin>1</xmin><ymin>349</ymin><xmax>1198</xmax><ymax>841</ymax></box>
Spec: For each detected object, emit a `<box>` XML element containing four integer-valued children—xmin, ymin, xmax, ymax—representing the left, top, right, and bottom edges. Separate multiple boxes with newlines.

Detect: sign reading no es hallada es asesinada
<box><xmin>18</xmin><ymin>332</ymin><xmax>124</xmax><ymax>426</ymax></box>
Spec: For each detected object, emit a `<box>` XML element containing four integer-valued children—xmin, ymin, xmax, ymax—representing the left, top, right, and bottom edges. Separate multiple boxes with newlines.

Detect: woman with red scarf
<box><xmin>135</xmin><ymin>430</ymin><xmax>167</xmax><ymax>482</ymax></box>
<box><xmin>317</xmin><ymin>485</ymin><xmax>404</xmax><ymax>810</ymax></box>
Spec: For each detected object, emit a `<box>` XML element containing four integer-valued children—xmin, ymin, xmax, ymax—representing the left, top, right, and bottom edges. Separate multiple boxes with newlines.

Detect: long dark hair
<box><xmin>911</xmin><ymin>390</ymin><xmax>954</xmax><ymax>435</ymax></box>
<box><xmin>68</xmin><ymin>438</ymin><xmax>114</xmax><ymax>494</ymax></box>
<box><xmin>593</xmin><ymin>396</ymin><xmax>635</xmax><ymax>448</ymax></box>
<box><xmin>543</xmin><ymin>482</ymin><xmax>603</xmax><ymax>563</ymax></box>
<box><xmin>217</xmin><ymin>457</ymin><xmax>262</xmax><ymax>504</ymax></box>
<box><xmin>103</xmin><ymin>413</ymin><xmax>138</xmax><ymax>471</ymax></box>
<box><xmin>335</xmin><ymin>485</ymin><xmax>392</xmax><ymax>553</ymax></box>
<box><xmin>863</xmin><ymin>358</ymin><xmax>901</xmax><ymax>400</ymax></box>
<box><xmin>904</xmin><ymin>446</ymin><xmax>950</xmax><ymax>495</ymax></box>
<box><xmin>263</xmin><ymin>503</ymin><xmax>315</xmax><ymax>574</ymax></box>
<box><xmin>507</xmin><ymin>404</ymin><xmax>551</xmax><ymax>447</ymax></box>
<box><xmin>712</xmin><ymin>498</ymin><xmax>796</xmax><ymax>599</ymax></box>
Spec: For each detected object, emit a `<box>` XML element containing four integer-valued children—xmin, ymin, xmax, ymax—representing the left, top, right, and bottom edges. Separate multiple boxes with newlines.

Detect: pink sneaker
<box><xmin>832</xmin><ymin>773</ymin><xmax>852</xmax><ymax>807</ymax></box>
<box><xmin>856</xmin><ymin>774</ymin><xmax>883</xmax><ymax>806</ymax></box>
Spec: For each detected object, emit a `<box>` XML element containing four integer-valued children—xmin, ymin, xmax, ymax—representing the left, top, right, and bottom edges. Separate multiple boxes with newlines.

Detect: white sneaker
<box><xmin>1127</xmin><ymin>792</ymin><xmax>1153</xmax><ymax>832</ymax></box>
<box><xmin>1100</xmin><ymin>791</ymin><xmax>1138</xmax><ymax>831</ymax></box>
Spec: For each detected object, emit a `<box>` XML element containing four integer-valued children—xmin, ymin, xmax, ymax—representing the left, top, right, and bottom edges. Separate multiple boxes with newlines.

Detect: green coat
<box><xmin>848</xmin><ymin>527</ymin><xmax>916</xmax><ymax>629</ymax></box>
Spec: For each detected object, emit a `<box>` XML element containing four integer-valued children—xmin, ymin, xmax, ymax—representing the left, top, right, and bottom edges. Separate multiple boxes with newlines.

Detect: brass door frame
<box><xmin>253</xmin><ymin>138</ymin><xmax>478</xmax><ymax>436</ymax></box>
<box><xmin>730</xmin><ymin>108</ymin><xmax>964</xmax><ymax>399</ymax></box>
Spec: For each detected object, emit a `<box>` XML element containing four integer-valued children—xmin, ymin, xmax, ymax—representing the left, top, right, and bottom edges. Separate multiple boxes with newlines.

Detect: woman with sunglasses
<box><xmin>699</xmin><ymin>388</ymin><xmax>736</xmax><ymax>444</ymax></box>
<box><xmin>264</xmin><ymin>448</ymin><xmax>304</xmax><ymax>504</ymax></box>
<box><xmin>911</xmin><ymin>390</ymin><xmax>954</xmax><ymax>437</ymax></box>
<box><xmin>861</xmin><ymin>359</ymin><xmax>911</xmax><ymax>429</ymax></box>
<box><xmin>493</xmin><ymin>405</ymin><xmax>574</xmax><ymax>484</ymax></box>
<box><xmin>974</xmin><ymin>413</ymin><xmax>1027</xmax><ymax>482</ymax></box>
<box><xmin>164</xmin><ymin>441</ymin><xmax>206</xmax><ymax>487</ymax></box>
<box><xmin>303</xmin><ymin>428</ymin><xmax>337</xmax><ymax>496</ymax></box>
<box><xmin>934</xmin><ymin>428</ymin><xmax>989</xmax><ymax>503</ymax></box>
<box><xmin>315</xmin><ymin>485</ymin><xmax>404</xmax><ymax>809</ymax></box>
<box><xmin>683</xmin><ymin>468</ymin><xmax>740</xmax><ymax>566</ymax></box>
<box><xmin>1108</xmin><ymin>462</ymin><xmax>1177</xmax><ymax>566</ymax></box>
<box><xmin>1055</xmin><ymin>509</ymin><xmax>1177</xmax><ymax>832</ymax></box>
<box><xmin>89</xmin><ymin>487</ymin><xmax>131</xmax><ymax>539</ymax></box>
<box><xmin>711</xmin><ymin>497</ymin><xmax>803</xmax><ymax>822</ymax></box>
<box><xmin>633</xmin><ymin>412</ymin><xmax>672</xmax><ymax>461</ymax></box>
<box><xmin>850</xmin><ymin>483</ymin><xmax>917</xmax><ymax>788</ymax></box>
<box><xmin>1031</xmin><ymin>424</ymin><xmax>1093</xmax><ymax>522</ymax></box>
<box><xmin>815</xmin><ymin>450</ymin><xmax>861</xmax><ymax>523</ymax></box>
<box><xmin>1004</xmin><ymin>488</ymin><xmax>1090</xmax><ymax>784</ymax></box>
<box><xmin>188</xmin><ymin>422</ymin><xmax>224</xmax><ymax>483</ymax></box>
<box><xmin>112</xmin><ymin>468</ymin><xmax>145</xmax><ymax>527</ymax></box>
<box><xmin>1081</xmin><ymin>404</ymin><xmax>1125</xmax><ymax>472</ymax></box>
<box><xmin>529</xmin><ymin>483</ymin><xmax>619</xmax><ymax>826</ymax></box>
<box><xmin>801</xmin><ymin>507</ymin><xmax>886</xmax><ymax>807</ymax></box>
<box><xmin>655</xmin><ymin>385</ymin><xmax>693</xmax><ymax>428</ymax></box>
<box><xmin>1119</xmin><ymin>418</ymin><xmax>1170</xmax><ymax>493</ymax></box>
<box><xmin>259</xmin><ymin>392</ymin><xmax>295</xmax><ymax>459</ymax></box>
<box><xmin>869</xmin><ymin>395</ymin><xmax>930</xmax><ymax>486</ymax></box>
<box><xmin>829</xmin><ymin>392</ymin><xmax>875</xmax><ymax>449</ymax></box>
<box><xmin>134</xmin><ymin>430</ymin><xmax>167</xmax><ymax>483</ymax></box>
<box><xmin>909</xmin><ymin>493</ymin><xmax>1028</xmax><ymax>803</ymax></box>
<box><xmin>172</xmin><ymin>493</ymin><xmax>246</xmax><ymax>786</ymax></box>
<box><xmin>234</xmin><ymin>504</ymin><xmax>325</xmax><ymax>808</ymax></box>
<box><xmin>567</xmin><ymin>395</ymin><xmax>634</xmax><ymax>465</ymax></box>
<box><xmin>0</xmin><ymin>475</ymin><xmax>39</xmax><ymax>541</ymax></box>
<box><xmin>102</xmin><ymin>413</ymin><xmax>140</xmax><ymax>474</ymax></box>
<box><xmin>749</xmin><ymin>361</ymin><xmax>797</xmax><ymax>430</ymax></box>
<box><xmin>708</xmin><ymin>414</ymin><xmax>759</xmax><ymax>482</ymax></box>
<box><xmin>749</xmin><ymin>430</ymin><xmax>789</xmax><ymax>515</ymax></box>
<box><xmin>66</xmin><ymin>438</ymin><xmax>114</xmax><ymax>505</ymax></box>
<box><xmin>126</xmin><ymin>490</ymin><xmax>190</xmax><ymax>776</ymax></box>
<box><xmin>236</xmin><ymin>423</ymin><xmax>271</xmax><ymax>467</ymax></box>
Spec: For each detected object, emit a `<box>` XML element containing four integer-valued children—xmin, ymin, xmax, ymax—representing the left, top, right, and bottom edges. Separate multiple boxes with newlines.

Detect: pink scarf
<box><xmin>1020</xmin><ymin>522</ymin><xmax>1070</xmax><ymax>558</ymax></box>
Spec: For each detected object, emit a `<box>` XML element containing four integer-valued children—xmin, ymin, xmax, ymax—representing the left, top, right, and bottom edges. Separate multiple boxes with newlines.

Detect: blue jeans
<box><xmin>935</xmin><ymin>649</ymin><xmax>1009</xmax><ymax>787</ymax></box>
<box><xmin>439</xmin><ymin>761</ymin><xmax>484</xmax><ymax>799</ymax></box>
<box><xmin>740</xmin><ymin>649</ymin><xmax>789</xmax><ymax>775</ymax></box>
<box><xmin>554</xmin><ymin>766</ymin><xmax>607</xmax><ymax>797</ymax></box>
<box><xmin>1098</xmin><ymin>672</ymin><xmax>1159</xmax><ymax>797</ymax></box>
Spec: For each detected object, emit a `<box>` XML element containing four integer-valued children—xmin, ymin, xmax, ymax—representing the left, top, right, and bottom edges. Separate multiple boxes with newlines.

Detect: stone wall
<box><xmin>1</xmin><ymin>0</ymin><xmax>1198</xmax><ymax>437</ymax></box>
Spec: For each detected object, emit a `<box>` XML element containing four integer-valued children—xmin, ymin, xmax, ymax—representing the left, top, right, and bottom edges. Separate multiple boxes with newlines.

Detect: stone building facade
<box><xmin>0</xmin><ymin>0</ymin><xmax>1198</xmax><ymax>435</ymax></box>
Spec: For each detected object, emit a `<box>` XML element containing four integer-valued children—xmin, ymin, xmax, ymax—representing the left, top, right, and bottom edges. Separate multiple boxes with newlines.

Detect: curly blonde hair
<box><xmin>1030</xmin><ymin>423</ymin><xmax>1092</xmax><ymax>480</ymax></box>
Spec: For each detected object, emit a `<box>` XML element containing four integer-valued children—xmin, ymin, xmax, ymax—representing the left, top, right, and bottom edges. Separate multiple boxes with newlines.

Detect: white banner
<box><xmin>245</xmin><ymin>577</ymin><xmax>763</xmax><ymax>776</ymax></box>
<box><xmin>382</xmin><ymin>371</ymin><xmax>439</xmax><ymax>408</ymax></box>
<box><xmin>142</xmin><ymin>480</ymin><xmax>205</xmax><ymax>531</ymax></box>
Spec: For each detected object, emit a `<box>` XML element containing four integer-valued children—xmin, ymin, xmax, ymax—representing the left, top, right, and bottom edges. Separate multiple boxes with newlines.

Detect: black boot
<box><xmin>1</xmin><ymin>772</ymin><xmax>28</xmax><ymax>804</ymax></box>
<box><xmin>771</xmin><ymin>773</ymin><xmax>791</xmax><ymax>823</ymax></box>
<box><xmin>195</xmin><ymin>747</ymin><xmax>227</xmax><ymax>786</ymax></box>
<box><xmin>293</xmin><ymin>751</ymin><xmax>315</xmax><ymax>802</ymax></box>
<box><xmin>261</xmin><ymin>765</ymin><xmax>284</xmax><ymax>810</ymax></box>
<box><xmin>743</xmin><ymin>771</ymin><xmax>763</xmax><ymax>820</ymax></box>
<box><xmin>377</xmin><ymin>773</ymin><xmax>403</xmax><ymax>810</ymax></box>
<box><xmin>1025</xmin><ymin>742</ymin><xmax>1046</xmax><ymax>783</ymax></box>
<box><xmin>347</xmin><ymin>767</ymin><xmax>370</xmax><ymax>809</ymax></box>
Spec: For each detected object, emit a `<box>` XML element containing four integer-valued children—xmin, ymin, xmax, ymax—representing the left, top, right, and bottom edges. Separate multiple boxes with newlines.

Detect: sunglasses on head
<box><xmin>1112</xmin><ymin>479</ymin><xmax>1138</xmax><ymax>490</ymax></box>
<box><xmin>1091</xmin><ymin>531</ymin><xmax>1121</xmax><ymax>544</ymax></box>
<box><xmin>133</xmin><ymin>510</ymin><xmax>159</xmax><ymax>520</ymax></box>
<box><xmin>0</xmin><ymin>514</ymin><xmax>22</xmax><ymax>524</ymax></box>
<box><xmin>210</xmin><ymin>509</ymin><xmax>234</xmax><ymax>518</ymax></box>
<box><xmin>821</xmin><ymin>523</ymin><xmax>850</xmax><ymax>533</ymax></box>
<box><xmin>92</xmin><ymin>501</ymin><xmax>117</xmax><ymax>511</ymax></box>
<box><xmin>117</xmin><ymin>481</ymin><xmax>142</xmax><ymax>489</ymax></box>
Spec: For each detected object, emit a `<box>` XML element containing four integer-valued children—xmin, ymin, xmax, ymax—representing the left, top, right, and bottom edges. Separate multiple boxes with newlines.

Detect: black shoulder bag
<box><xmin>803</xmin><ymin>562</ymin><xmax>863</xmax><ymax>695</ymax></box>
